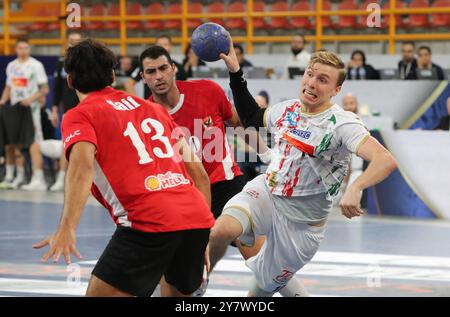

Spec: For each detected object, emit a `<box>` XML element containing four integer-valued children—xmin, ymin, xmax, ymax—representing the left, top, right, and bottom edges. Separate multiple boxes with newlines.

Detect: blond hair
<box><xmin>308</xmin><ymin>50</ymin><xmax>346</xmax><ymax>86</ymax></box>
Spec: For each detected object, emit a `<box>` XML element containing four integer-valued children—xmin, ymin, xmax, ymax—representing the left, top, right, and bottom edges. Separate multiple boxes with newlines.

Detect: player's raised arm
<box><xmin>32</xmin><ymin>141</ymin><xmax>95</xmax><ymax>264</ymax></box>
<box><xmin>220</xmin><ymin>40</ymin><xmax>266</xmax><ymax>129</ymax></box>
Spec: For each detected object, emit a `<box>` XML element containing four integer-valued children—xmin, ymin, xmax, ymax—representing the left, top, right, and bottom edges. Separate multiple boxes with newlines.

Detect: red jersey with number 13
<box><xmin>61</xmin><ymin>87</ymin><xmax>214</xmax><ymax>233</ymax></box>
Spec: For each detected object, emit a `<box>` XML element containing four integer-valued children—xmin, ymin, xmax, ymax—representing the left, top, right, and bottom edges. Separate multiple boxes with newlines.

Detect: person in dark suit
<box><xmin>398</xmin><ymin>41</ymin><xmax>418</xmax><ymax>80</ymax></box>
<box><xmin>346</xmin><ymin>50</ymin><xmax>380</xmax><ymax>80</ymax></box>
<box><xmin>417</xmin><ymin>46</ymin><xmax>445</xmax><ymax>80</ymax></box>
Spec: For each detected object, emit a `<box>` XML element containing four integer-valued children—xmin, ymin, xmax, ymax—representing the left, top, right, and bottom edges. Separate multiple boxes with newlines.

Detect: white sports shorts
<box><xmin>223</xmin><ymin>174</ymin><xmax>326</xmax><ymax>293</ymax></box>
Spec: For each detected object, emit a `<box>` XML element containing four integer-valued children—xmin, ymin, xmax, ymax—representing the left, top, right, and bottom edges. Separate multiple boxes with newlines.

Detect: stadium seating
<box><xmin>291</xmin><ymin>1</ymin><xmax>312</xmax><ymax>30</ymax></box>
<box><xmin>84</xmin><ymin>4</ymin><xmax>105</xmax><ymax>31</ymax></box>
<box><xmin>187</xmin><ymin>2</ymin><xmax>203</xmax><ymax>30</ymax></box>
<box><xmin>126</xmin><ymin>2</ymin><xmax>143</xmax><ymax>31</ymax></box>
<box><xmin>333</xmin><ymin>0</ymin><xmax>358</xmax><ymax>30</ymax></box>
<box><xmin>47</xmin><ymin>7</ymin><xmax>61</xmax><ymax>31</ymax></box>
<box><xmin>381</xmin><ymin>0</ymin><xmax>406</xmax><ymax>29</ymax></box>
<box><xmin>29</xmin><ymin>8</ymin><xmax>51</xmax><ymax>32</ymax></box>
<box><xmin>252</xmin><ymin>1</ymin><xmax>268</xmax><ymax>30</ymax></box>
<box><xmin>408</xmin><ymin>0</ymin><xmax>430</xmax><ymax>28</ymax></box>
<box><xmin>227</xmin><ymin>2</ymin><xmax>247</xmax><ymax>31</ymax></box>
<box><xmin>143</xmin><ymin>3</ymin><xmax>165</xmax><ymax>31</ymax></box>
<box><xmin>430</xmin><ymin>0</ymin><xmax>450</xmax><ymax>27</ymax></box>
<box><xmin>357</xmin><ymin>0</ymin><xmax>379</xmax><ymax>29</ymax></box>
<box><xmin>104</xmin><ymin>4</ymin><xmax>121</xmax><ymax>30</ymax></box>
<box><xmin>165</xmin><ymin>3</ymin><xmax>182</xmax><ymax>30</ymax></box>
<box><xmin>270</xmin><ymin>1</ymin><xmax>290</xmax><ymax>29</ymax></box>
<box><xmin>310</xmin><ymin>0</ymin><xmax>333</xmax><ymax>30</ymax></box>
<box><xmin>207</xmin><ymin>2</ymin><xmax>226</xmax><ymax>26</ymax></box>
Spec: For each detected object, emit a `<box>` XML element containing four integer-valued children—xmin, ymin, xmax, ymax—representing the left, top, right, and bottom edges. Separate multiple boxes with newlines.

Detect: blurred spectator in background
<box><xmin>117</xmin><ymin>55</ymin><xmax>138</xmax><ymax>77</ymax></box>
<box><xmin>233</xmin><ymin>44</ymin><xmax>253</xmax><ymax>71</ymax></box>
<box><xmin>126</xmin><ymin>35</ymin><xmax>187</xmax><ymax>98</ymax></box>
<box><xmin>49</xmin><ymin>31</ymin><xmax>83</xmax><ymax>191</ymax></box>
<box><xmin>115</xmin><ymin>55</ymin><xmax>139</xmax><ymax>89</ymax></box>
<box><xmin>51</xmin><ymin>31</ymin><xmax>83</xmax><ymax>127</ymax></box>
<box><xmin>398</xmin><ymin>41</ymin><xmax>418</xmax><ymax>80</ymax></box>
<box><xmin>342</xmin><ymin>93</ymin><xmax>359</xmax><ymax>114</ymax></box>
<box><xmin>182</xmin><ymin>44</ymin><xmax>207</xmax><ymax>78</ymax></box>
<box><xmin>338</xmin><ymin>93</ymin><xmax>366</xmax><ymax>208</ymax></box>
<box><xmin>346</xmin><ymin>50</ymin><xmax>380</xmax><ymax>80</ymax></box>
<box><xmin>283</xmin><ymin>33</ymin><xmax>310</xmax><ymax>79</ymax></box>
<box><xmin>0</xmin><ymin>38</ymin><xmax>49</xmax><ymax>191</ymax></box>
<box><xmin>434</xmin><ymin>97</ymin><xmax>450</xmax><ymax>131</ymax></box>
<box><xmin>255</xmin><ymin>90</ymin><xmax>269</xmax><ymax>109</ymax></box>
<box><xmin>417</xmin><ymin>46</ymin><xmax>445</xmax><ymax>80</ymax></box>
<box><xmin>236</xmin><ymin>90</ymin><xmax>271</xmax><ymax>182</ymax></box>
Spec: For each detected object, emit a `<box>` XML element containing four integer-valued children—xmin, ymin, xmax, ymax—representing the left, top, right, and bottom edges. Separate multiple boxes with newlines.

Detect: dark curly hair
<box><xmin>64</xmin><ymin>38</ymin><xmax>116</xmax><ymax>94</ymax></box>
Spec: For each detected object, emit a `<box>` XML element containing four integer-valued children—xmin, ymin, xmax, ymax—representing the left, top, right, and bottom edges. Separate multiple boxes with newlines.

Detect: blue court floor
<box><xmin>1</xmin><ymin>190</ymin><xmax>450</xmax><ymax>297</ymax></box>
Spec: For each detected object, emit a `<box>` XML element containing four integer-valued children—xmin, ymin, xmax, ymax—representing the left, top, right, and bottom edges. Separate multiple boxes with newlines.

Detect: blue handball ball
<box><xmin>191</xmin><ymin>23</ymin><xmax>231</xmax><ymax>62</ymax></box>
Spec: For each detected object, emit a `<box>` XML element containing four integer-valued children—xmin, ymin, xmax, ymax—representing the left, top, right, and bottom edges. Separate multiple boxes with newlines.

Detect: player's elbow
<box><xmin>380</xmin><ymin>149</ymin><xmax>397</xmax><ymax>173</ymax></box>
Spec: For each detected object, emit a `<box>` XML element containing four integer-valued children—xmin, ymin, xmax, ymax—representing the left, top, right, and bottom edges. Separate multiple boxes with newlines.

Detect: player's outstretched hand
<box><xmin>33</xmin><ymin>227</ymin><xmax>82</xmax><ymax>264</ymax></box>
<box><xmin>219</xmin><ymin>38</ymin><xmax>240</xmax><ymax>73</ymax></box>
<box><xmin>339</xmin><ymin>185</ymin><xmax>364</xmax><ymax>219</ymax></box>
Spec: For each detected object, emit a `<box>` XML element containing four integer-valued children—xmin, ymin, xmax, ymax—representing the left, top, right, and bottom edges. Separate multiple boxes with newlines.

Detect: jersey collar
<box><xmin>168</xmin><ymin>93</ymin><xmax>184</xmax><ymax>115</ymax></box>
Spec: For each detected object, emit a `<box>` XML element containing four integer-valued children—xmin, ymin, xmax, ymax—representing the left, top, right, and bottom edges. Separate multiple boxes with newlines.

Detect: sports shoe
<box><xmin>22</xmin><ymin>179</ymin><xmax>47</xmax><ymax>191</ymax></box>
<box><xmin>49</xmin><ymin>179</ymin><xmax>64</xmax><ymax>192</ymax></box>
<box><xmin>9</xmin><ymin>177</ymin><xmax>24</xmax><ymax>189</ymax></box>
<box><xmin>0</xmin><ymin>178</ymin><xmax>13</xmax><ymax>190</ymax></box>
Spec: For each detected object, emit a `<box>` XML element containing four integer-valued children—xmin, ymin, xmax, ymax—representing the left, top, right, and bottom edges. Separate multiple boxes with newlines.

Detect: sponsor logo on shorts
<box><xmin>290</xmin><ymin>128</ymin><xmax>311</xmax><ymax>139</ymax></box>
<box><xmin>245</xmin><ymin>188</ymin><xmax>260</xmax><ymax>199</ymax></box>
<box><xmin>273</xmin><ymin>269</ymin><xmax>294</xmax><ymax>285</ymax></box>
<box><xmin>144</xmin><ymin>171</ymin><xmax>190</xmax><ymax>191</ymax></box>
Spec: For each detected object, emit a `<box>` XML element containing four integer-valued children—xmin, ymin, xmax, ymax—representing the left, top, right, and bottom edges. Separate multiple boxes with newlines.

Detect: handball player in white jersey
<box><xmin>208</xmin><ymin>43</ymin><xmax>398</xmax><ymax>297</ymax></box>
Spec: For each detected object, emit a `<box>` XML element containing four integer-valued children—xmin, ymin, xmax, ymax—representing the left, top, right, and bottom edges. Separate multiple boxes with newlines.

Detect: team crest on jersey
<box><xmin>276</xmin><ymin>102</ymin><xmax>302</xmax><ymax>128</ymax></box>
<box><xmin>273</xmin><ymin>269</ymin><xmax>294</xmax><ymax>285</ymax></box>
<box><xmin>202</xmin><ymin>116</ymin><xmax>213</xmax><ymax>128</ymax></box>
<box><xmin>144</xmin><ymin>172</ymin><xmax>190</xmax><ymax>191</ymax></box>
<box><xmin>285</xmin><ymin>110</ymin><xmax>300</xmax><ymax>127</ymax></box>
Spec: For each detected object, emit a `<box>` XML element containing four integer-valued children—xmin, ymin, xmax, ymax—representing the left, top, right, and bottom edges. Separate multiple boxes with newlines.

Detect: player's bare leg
<box><xmin>210</xmin><ymin>213</ymin><xmax>310</xmax><ymax>297</ymax></box>
<box><xmin>235</xmin><ymin>236</ymin><xmax>266</xmax><ymax>261</ymax></box>
<box><xmin>85</xmin><ymin>275</ymin><xmax>133</xmax><ymax>297</ymax></box>
<box><xmin>22</xmin><ymin>142</ymin><xmax>47</xmax><ymax>191</ymax></box>
<box><xmin>8</xmin><ymin>146</ymin><xmax>25</xmax><ymax>189</ymax></box>
<box><xmin>1</xmin><ymin>145</ymin><xmax>16</xmax><ymax>186</ymax></box>
<box><xmin>209</xmin><ymin>214</ymin><xmax>244</xmax><ymax>269</ymax></box>
<box><xmin>50</xmin><ymin>152</ymin><xmax>68</xmax><ymax>191</ymax></box>
<box><xmin>159</xmin><ymin>276</ymin><xmax>192</xmax><ymax>297</ymax></box>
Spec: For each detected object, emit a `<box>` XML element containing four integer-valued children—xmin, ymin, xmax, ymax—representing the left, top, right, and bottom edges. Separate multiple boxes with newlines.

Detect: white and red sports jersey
<box><xmin>149</xmin><ymin>80</ymin><xmax>242</xmax><ymax>184</ymax></box>
<box><xmin>264</xmin><ymin>100</ymin><xmax>370</xmax><ymax>200</ymax></box>
<box><xmin>62</xmin><ymin>87</ymin><xmax>214</xmax><ymax>233</ymax></box>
